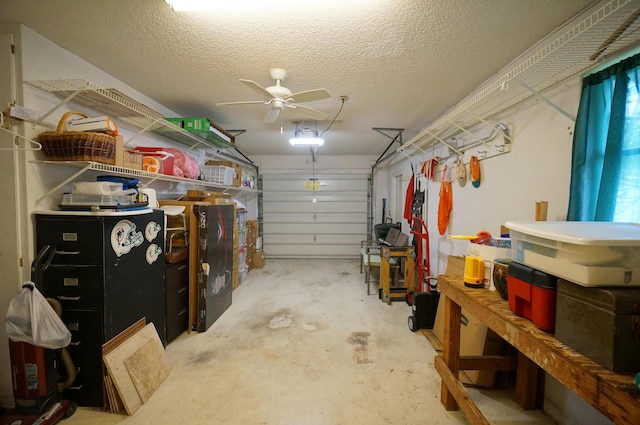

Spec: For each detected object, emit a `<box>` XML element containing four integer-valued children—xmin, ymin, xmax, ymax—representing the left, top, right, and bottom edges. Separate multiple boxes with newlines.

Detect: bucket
<box><xmin>374</xmin><ymin>222</ymin><xmax>400</xmax><ymax>240</ymax></box>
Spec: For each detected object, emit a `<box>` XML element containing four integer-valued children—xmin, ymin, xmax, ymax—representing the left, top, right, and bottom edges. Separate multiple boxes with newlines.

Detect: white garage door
<box><xmin>262</xmin><ymin>173</ymin><xmax>368</xmax><ymax>258</ymax></box>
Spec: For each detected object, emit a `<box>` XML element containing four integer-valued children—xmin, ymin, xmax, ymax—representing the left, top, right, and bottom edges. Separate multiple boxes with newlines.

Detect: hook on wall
<box><xmin>477</xmin><ymin>150</ymin><xmax>488</xmax><ymax>158</ymax></box>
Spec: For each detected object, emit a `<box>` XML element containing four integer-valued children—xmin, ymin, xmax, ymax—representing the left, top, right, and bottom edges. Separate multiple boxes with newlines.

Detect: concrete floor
<box><xmin>63</xmin><ymin>258</ymin><xmax>555</xmax><ymax>425</ymax></box>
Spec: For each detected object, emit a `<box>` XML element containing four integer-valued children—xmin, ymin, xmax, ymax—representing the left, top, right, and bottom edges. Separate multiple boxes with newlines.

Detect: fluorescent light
<box><xmin>289</xmin><ymin>129</ymin><xmax>324</xmax><ymax>146</ymax></box>
<box><xmin>289</xmin><ymin>137</ymin><xmax>324</xmax><ymax>146</ymax></box>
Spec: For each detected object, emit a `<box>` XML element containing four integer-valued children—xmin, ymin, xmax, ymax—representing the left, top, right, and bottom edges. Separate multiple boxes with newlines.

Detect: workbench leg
<box><xmin>516</xmin><ymin>351</ymin><xmax>543</xmax><ymax>410</ymax></box>
<box><xmin>441</xmin><ymin>295</ymin><xmax>461</xmax><ymax>411</ymax></box>
<box><xmin>380</xmin><ymin>252</ymin><xmax>390</xmax><ymax>301</ymax></box>
<box><xmin>405</xmin><ymin>254</ymin><xmax>415</xmax><ymax>293</ymax></box>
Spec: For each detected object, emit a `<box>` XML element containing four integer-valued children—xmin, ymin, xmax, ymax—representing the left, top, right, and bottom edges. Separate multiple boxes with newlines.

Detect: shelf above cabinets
<box><xmin>25</xmin><ymin>79</ymin><xmax>235</xmax><ymax>151</ymax></box>
<box><xmin>34</xmin><ymin>161</ymin><xmax>260</xmax><ymax>206</ymax></box>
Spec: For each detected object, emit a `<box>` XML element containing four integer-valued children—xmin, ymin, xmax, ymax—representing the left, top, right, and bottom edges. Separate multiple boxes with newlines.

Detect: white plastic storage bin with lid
<box><xmin>505</xmin><ymin>221</ymin><xmax>640</xmax><ymax>287</ymax></box>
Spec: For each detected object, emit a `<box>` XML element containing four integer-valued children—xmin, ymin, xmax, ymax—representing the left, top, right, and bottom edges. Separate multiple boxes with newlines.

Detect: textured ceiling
<box><xmin>0</xmin><ymin>0</ymin><xmax>597</xmax><ymax>158</ymax></box>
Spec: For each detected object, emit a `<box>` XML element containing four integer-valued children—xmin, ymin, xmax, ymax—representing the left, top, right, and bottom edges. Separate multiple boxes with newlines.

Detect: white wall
<box><xmin>377</xmin><ymin>78</ymin><xmax>614</xmax><ymax>425</ymax></box>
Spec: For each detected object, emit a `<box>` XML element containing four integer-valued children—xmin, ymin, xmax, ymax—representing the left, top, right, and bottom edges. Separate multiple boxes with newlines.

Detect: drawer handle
<box><xmin>69</xmin><ymin>340</ymin><xmax>81</xmax><ymax>346</ymax></box>
<box><xmin>178</xmin><ymin>264</ymin><xmax>188</xmax><ymax>272</ymax></box>
<box><xmin>178</xmin><ymin>287</ymin><xmax>187</xmax><ymax>295</ymax></box>
<box><xmin>178</xmin><ymin>309</ymin><xmax>187</xmax><ymax>317</ymax></box>
<box><xmin>55</xmin><ymin>250</ymin><xmax>80</xmax><ymax>255</ymax></box>
<box><xmin>58</xmin><ymin>295</ymin><xmax>81</xmax><ymax>301</ymax></box>
<box><xmin>68</xmin><ymin>385</ymin><xmax>83</xmax><ymax>391</ymax></box>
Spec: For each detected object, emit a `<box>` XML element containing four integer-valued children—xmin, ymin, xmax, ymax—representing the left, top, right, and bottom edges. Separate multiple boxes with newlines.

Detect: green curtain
<box><xmin>567</xmin><ymin>53</ymin><xmax>640</xmax><ymax>222</ymax></box>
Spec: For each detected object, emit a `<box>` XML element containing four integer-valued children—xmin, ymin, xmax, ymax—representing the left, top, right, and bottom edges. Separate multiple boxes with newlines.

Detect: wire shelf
<box><xmin>400</xmin><ymin>0</ymin><xmax>640</xmax><ymax>156</ymax></box>
<box><xmin>25</xmin><ymin>79</ymin><xmax>235</xmax><ymax>150</ymax></box>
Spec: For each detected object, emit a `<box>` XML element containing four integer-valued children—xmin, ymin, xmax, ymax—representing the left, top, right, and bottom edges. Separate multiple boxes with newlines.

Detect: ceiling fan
<box><xmin>216</xmin><ymin>68</ymin><xmax>332</xmax><ymax>123</ymax></box>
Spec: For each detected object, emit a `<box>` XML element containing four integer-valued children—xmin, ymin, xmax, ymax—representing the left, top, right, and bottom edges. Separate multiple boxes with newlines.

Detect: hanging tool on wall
<box><xmin>403</xmin><ymin>164</ymin><xmax>415</xmax><ymax>226</ymax></box>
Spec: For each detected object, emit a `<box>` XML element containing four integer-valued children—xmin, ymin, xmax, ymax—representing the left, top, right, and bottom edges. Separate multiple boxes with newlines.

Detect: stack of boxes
<box><xmin>236</xmin><ymin>210</ymin><xmax>248</xmax><ymax>286</ymax></box>
<box><xmin>246</xmin><ymin>219</ymin><xmax>265</xmax><ymax>270</ymax></box>
<box><xmin>505</xmin><ymin>221</ymin><xmax>640</xmax><ymax>374</ymax></box>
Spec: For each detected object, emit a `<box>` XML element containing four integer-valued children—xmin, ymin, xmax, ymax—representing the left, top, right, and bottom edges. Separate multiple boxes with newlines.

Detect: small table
<box><xmin>436</xmin><ymin>274</ymin><xmax>640</xmax><ymax>425</ymax></box>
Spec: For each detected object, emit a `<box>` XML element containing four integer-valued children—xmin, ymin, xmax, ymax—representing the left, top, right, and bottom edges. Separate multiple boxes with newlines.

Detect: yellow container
<box><xmin>464</xmin><ymin>255</ymin><xmax>485</xmax><ymax>288</ymax></box>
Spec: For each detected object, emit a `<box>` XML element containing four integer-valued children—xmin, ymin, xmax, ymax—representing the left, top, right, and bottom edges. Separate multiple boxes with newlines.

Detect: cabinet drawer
<box><xmin>62</xmin><ymin>353</ymin><xmax>104</xmax><ymax>407</ymax></box>
<box><xmin>41</xmin><ymin>265</ymin><xmax>103</xmax><ymax>309</ymax></box>
<box><xmin>36</xmin><ymin>218</ymin><xmax>104</xmax><ymax>265</ymax></box>
<box><xmin>62</xmin><ymin>310</ymin><xmax>103</xmax><ymax>353</ymax></box>
<box><xmin>165</xmin><ymin>261</ymin><xmax>188</xmax><ymax>291</ymax></box>
<box><xmin>166</xmin><ymin>285</ymin><xmax>188</xmax><ymax>313</ymax></box>
<box><xmin>166</xmin><ymin>308</ymin><xmax>188</xmax><ymax>343</ymax></box>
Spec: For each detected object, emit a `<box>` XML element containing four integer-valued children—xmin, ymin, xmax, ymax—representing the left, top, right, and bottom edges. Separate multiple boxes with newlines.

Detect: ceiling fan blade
<box><xmin>289</xmin><ymin>104</ymin><xmax>327</xmax><ymax>120</ymax></box>
<box><xmin>216</xmin><ymin>100</ymin><xmax>266</xmax><ymax>106</ymax></box>
<box><xmin>240</xmin><ymin>79</ymin><xmax>276</xmax><ymax>99</ymax></box>
<box><xmin>264</xmin><ymin>107</ymin><xmax>281</xmax><ymax>123</ymax></box>
<box><xmin>287</xmin><ymin>88</ymin><xmax>332</xmax><ymax>103</ymax></box>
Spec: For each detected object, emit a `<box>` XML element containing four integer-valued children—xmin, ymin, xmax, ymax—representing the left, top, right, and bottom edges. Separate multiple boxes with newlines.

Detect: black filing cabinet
<box><xmin>34</xmin><ymin>211</ymin><xmax>166</xmax><ymax>407</ymax></box>
<box><xmin>165</xmin><ymin>260</ymin><xmax>189</xmax><ymax>343</ymax></box>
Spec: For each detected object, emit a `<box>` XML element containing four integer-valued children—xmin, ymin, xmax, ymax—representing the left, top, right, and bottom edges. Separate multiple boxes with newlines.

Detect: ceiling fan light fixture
<box><xmin>289</xmin><ymin>130</ymin><xmax>324</xmax><ymax>146</ymax></box>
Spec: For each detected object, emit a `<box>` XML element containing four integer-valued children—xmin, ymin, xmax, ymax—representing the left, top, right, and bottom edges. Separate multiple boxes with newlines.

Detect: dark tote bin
<box><xmin>555</xmin><ymin>279</ymin><xmax>640</xmax><ymax>374</ymax></box>
<box><xmin>408</xmin><ymin>291</ymin><xmax>440</xmax><ymax>332</ymax></box>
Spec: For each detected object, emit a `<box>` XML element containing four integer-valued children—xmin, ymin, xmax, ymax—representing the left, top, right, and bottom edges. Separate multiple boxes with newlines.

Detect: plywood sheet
<box><xmin>102</xmin><ymin>317</ymin><xmax>145</xmax><ymax>411</ymax></box>
<box><xmin>103</xmin><ymin>323</ymin><xmax>170</xmax><ymax>415</ymax></box>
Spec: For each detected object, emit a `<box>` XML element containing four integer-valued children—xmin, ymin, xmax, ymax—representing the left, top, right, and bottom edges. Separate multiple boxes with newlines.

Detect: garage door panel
<box><xmin>262</xmin><ymin>173</ymin><xmax>368</xmax><ymax>258</ymax></box>
<box><xmin>267</xmin><ymin>244</ymin><xmax>359</xmax><ymax>258</ymax></box>
<box><xmin>262</xmin><ymin>201</ymin><xmax>365</xmax><ymax>214</ymax></box>
<box><xmin>262</xmin><ymin>176</ymin><xmax>367</xmax><ymax>192</ymax></box>
<box><xmin>266</xmin><ymin>234</ymin><xmax>363</xmax><ymax>245</ymax></box>
<box><xmin>264</xmin><ymin>222</ymin><xmax>366</xmax><ymax>234</ymax></box>
<box><xmin>263</xmin><ymin>212</ymin><xmax>366</xmax><ymax>223</ymax></box>
<box><xmin>263</xmin><ymin>192</ymin><xmax>367</xmax><ymax>202</ymax></box>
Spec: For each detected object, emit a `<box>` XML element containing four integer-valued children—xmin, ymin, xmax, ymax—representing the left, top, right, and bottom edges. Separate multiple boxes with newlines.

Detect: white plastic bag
<box><xmin>4</xmin><ymin>283</ymin><xmax>71</xmax><ymax>349</ymax></box>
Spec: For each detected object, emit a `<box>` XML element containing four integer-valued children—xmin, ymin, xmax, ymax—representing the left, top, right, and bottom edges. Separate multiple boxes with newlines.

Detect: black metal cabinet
<box><xmin>165</xmin><ymin>260</ymin><xmax>188</xmax><ymax>343</ymax></box>
<box><xmin>34</xmin><ymin>210</ymin><xmax>166</xmax><ymax>407</ymax></box>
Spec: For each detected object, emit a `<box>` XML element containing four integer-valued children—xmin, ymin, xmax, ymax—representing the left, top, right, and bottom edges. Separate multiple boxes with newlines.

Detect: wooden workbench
<box><xmin>436</xmin><ymin>274</ymin><xmax>640</xmax><ymax>425</ymax></box>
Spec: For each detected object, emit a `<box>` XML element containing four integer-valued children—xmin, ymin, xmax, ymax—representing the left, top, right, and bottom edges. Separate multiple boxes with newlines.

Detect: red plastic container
<box><xmin>507</xmin><ymin>261</ymin><xmax>558</xmax><ymax>332</ymax></box>
<box><xmin>135</xmin><ymin>147</ymin><xmax>175</xmax><ymax>175</ymax></box>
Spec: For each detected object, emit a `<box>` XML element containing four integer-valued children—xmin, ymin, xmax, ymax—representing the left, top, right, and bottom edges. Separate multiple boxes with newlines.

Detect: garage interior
<box><xmin>1</xmin><ymin>1</ymin><xmax>640</xmax><ymax>424</ymax></box>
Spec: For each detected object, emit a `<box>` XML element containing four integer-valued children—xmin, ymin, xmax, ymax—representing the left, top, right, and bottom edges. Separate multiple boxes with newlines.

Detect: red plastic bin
<box><xmin>507</xmin><ymin>261</ymin><xmax>558</xmax><ymax>332</ymax></box>
<box><xmin>135</xmin><ymin>147</ymin><xmax>175</xmax><ymax>175</ymax></box>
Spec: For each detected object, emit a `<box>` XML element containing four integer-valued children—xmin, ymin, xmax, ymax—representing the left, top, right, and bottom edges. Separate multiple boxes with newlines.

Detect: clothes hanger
<box><xmin>0</xmin><ymin>111</ymin><xmax>43</xmax><ymax>151</ymax></box>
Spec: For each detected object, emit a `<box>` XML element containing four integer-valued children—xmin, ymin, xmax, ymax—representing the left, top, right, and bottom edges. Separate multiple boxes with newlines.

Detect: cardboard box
<box><xmin>186</xmin><ymin>190</ymin><xmax>230</xmax><ymax>199</ymax></box>
<box><xmin>252</xmin><ymin>251</ymin><xmax>265</xmax><ymax>269</ymax></box>
<box><xmin>114</xmin><ymin>136</ymin><xmax>143</xmax><ymax>170</ymax></box>
<box><xmin>433</xmin><ymin>255</ymin><xmax>503</xmax><ymax>387</ymax></box>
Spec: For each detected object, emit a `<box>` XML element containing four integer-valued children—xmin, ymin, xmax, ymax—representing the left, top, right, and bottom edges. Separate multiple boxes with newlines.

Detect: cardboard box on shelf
<box><xmin>186</xmin><ymin>190</ymin><xmax>230</xmax><ymax>199</ymax></box>
<box><xmin>114</xmin><ymin>136</ymin><xmax>143</xmax><ymax>170</ymax></box>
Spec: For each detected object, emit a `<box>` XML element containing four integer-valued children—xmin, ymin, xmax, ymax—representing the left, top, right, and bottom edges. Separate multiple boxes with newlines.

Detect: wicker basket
<box><xmin>38</xmin><ymin>111</ymin><xmax>116</xmax><ymax>165</ymax></box>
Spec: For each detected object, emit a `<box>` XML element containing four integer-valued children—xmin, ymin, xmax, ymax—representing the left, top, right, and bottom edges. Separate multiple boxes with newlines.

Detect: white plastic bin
<box><xmin>505</xmin><ymin>221</ymin><xmax>640</xmax><ymax>287</ymax></box>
